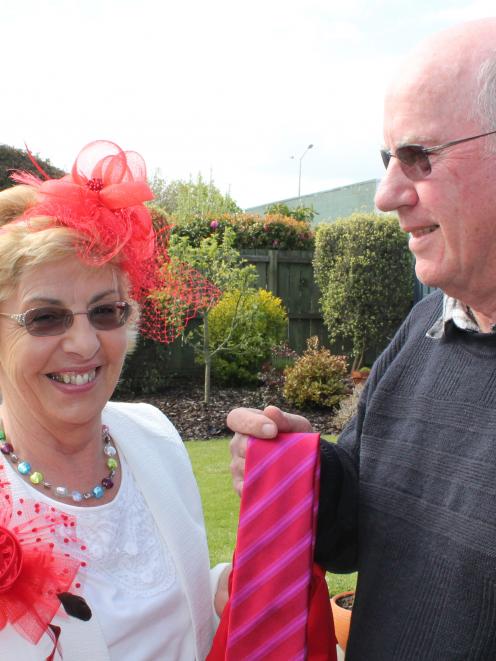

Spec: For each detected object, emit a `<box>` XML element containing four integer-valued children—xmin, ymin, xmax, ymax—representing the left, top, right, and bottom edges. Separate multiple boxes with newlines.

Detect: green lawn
<box><xmin>186</xmin><ymin>438</ymin><xmax>357</xmax><ymax>597</ymax></box>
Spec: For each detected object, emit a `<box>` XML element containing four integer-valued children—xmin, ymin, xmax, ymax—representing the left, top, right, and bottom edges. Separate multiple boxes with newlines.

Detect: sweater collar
<box><xmin>426</xmin><ymin>295</ymin><xmax>496</xmax><ymax>339</ymax></box>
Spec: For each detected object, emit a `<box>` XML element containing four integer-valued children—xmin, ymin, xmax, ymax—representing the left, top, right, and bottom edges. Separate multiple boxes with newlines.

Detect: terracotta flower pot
<box><xmin>351</xmin><ymin>369</ymin><xmax>369</xmax><ymax>386</ymax></box>
<box><xmin>330</xmin><ymin>590</ymin><xmax>354</xmax><ymax>652</ymax></box>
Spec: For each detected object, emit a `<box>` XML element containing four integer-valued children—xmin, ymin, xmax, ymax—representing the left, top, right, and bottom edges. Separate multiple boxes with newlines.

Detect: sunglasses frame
<box><xmin>381</xmin><ymin>129</ymin><xmax>496</xmax><ymax>180</ymax></box>
<box><xmin>0</xmin><ymin>301</ymin><xmax>131</xmax><ymax>336</ymax></box>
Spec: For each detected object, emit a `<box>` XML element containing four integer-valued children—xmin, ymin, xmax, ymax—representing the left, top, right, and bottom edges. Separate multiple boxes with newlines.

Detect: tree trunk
<box><xmin>203</xmin><ymin>313</ymin><xmax>211</xmax><ymax>404</ymax></box>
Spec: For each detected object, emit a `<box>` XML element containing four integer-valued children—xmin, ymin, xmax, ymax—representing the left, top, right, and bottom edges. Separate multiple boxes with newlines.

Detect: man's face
<box><xmin>375</xmin><ymin>59</ymin><xmax>496</xmax><ymax>310</ymax></box>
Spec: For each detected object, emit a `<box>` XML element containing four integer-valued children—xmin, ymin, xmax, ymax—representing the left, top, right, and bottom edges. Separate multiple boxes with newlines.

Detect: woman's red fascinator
<box><xmin>10</xmin><ymin>141</ymin><xmax>220</xmax><ymax>342</ymax></box>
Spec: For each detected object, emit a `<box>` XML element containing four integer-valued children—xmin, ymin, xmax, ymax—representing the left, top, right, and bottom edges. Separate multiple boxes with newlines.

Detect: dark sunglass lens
<box><xmin>25</xmin><ymin>307</ymin><xmax>69</xmax><ymax>336</ymax></box>
<box><xmin>89</xmin><ymin>302</ymin><xmax>130</xmax><ymax>330</ymax></box>
<box><xmin>396</xmin><ymin>145</ymin><xmax>431</xmax><ymax>178</ymax></box>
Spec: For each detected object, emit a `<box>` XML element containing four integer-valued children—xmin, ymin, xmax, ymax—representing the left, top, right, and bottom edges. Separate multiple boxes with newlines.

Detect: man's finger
<box><xmin>227</xmin><ymin>407</ymin><xmax>278</xmax><ymax>438</ymax></box>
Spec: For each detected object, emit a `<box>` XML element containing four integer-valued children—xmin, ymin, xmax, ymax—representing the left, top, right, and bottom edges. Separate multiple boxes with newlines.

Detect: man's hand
<box><xmin>227</xmin><ymin>405</ymin><xmax>313</xmax><ymax>496</ymax></box>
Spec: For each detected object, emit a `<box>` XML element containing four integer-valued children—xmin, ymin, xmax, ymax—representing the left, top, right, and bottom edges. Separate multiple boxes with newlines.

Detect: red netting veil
<box><xmin>10</xmin><ymin>141</ymin><xmax>220</xmax><ymax>343</ymax></box>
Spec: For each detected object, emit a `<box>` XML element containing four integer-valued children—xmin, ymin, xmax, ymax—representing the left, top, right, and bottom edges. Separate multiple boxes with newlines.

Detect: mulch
<box><xmin>124</xmin><ymin>382</ymin><xmax>340</xmax><ymax>441</ymax></box>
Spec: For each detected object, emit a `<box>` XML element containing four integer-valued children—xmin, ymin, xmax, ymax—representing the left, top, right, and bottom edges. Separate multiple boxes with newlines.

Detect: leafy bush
<box><xmin>208</xmin><ymin>289</ymin><xmax>288</xmax><ymax>385</ymax></box>
<box><xmin>170</xmin><ymin>212</ymin><xmax>314</xmax><ymax>250</ymax></box>
<box><xmin>265</xmin><ymin>202</ymin><xmax>318</xmax><ymax>223</ymax></box>
<box><xmin>283</xmin><ymin>336</ymin><xmax>348</xmax><ymax>409</ymax></box>
<box><xmin>314</xmin><ymin>213</ymin><xmax>413</xmax><ymax>370</ymax></box>
<box><xmin>150</xmin><ymin>172</ymin><xmax>241</xmax><ymax>220</ymax></box>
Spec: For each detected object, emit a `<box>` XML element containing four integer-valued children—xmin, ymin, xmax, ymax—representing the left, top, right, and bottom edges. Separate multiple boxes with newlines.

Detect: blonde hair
<box><xmin>0</xmin><ymin>184</ymin><xmax>138</xmax><ymax>352</ymax></box>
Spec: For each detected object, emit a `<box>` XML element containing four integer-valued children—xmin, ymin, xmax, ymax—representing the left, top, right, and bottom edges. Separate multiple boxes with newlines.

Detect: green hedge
<box><xmin>314</xmin><ymin>213</ymin><xmax>413</xmax><ymax>369</ymax></box>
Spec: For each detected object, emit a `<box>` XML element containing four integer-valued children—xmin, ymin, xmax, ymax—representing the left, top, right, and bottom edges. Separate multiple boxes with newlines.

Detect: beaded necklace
<box><xmin>0</xmin><ymin>424</ymin><xmax>119</xmax><ymax>503</ymax></box>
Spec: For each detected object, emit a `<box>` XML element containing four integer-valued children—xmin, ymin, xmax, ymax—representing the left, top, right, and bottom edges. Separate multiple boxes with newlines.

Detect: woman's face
<box><xmin>0</xmin><ymin>257</ymin><xmax>129</xmax><ymax>430</ymax></box>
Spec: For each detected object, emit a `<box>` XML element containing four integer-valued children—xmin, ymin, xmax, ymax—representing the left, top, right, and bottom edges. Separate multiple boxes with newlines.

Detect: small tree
<box><xmin>314</xmin><ymin>213</ymin><xmax>413</xmax><ymax>371</ymax></box>
<box><xmin>151</xmin><ymin>172</ymin><xmax>240</xmax><ymax>222</ymax></box>
<box><xmin>167</xmin><ymin>227</ymin><xmax>258</xmax><ymax>403</ymax></box>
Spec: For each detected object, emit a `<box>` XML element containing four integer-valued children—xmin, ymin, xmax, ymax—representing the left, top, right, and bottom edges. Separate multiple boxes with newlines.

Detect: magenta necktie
<box><xmin>208</xmin><ymin>432</ymin><xmax>336</xmax><ymax>661</ymax></box>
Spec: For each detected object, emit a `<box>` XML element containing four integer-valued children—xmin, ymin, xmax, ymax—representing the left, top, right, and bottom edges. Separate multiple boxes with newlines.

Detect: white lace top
<box><xmin>4</xmin><ymin>451</ymin><xmax>196</xmax><ymax>661</ymax></box>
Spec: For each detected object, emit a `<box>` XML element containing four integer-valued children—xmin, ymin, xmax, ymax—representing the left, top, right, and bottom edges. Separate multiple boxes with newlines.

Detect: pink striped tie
<box><xmin>225</xmin><ymin>432</ymin><xmax>323</xmax><ymax>660</ymax></box>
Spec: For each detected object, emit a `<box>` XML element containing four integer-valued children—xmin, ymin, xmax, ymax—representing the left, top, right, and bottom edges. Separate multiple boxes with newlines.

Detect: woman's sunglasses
<box><xmin>0</xmin><ymin>301</ymin><xmax>131</xmax><ymax>336</ymax></box>
<box><xmin>380</xmin><ymin>129</ymin><xmax>496</xmax><ymax>181</ymax></box>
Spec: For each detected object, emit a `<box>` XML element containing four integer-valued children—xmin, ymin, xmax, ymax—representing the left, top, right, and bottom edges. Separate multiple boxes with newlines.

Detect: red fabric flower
<box><xmin>0</xmin><ymin>464</ymin><xmax>85</xmax><ymax>645</ymax></box>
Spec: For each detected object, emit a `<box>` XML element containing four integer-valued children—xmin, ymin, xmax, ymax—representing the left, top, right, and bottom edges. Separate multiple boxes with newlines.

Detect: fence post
<box><xmin>268</xmin><ymin>250</ymin><xmax>278</xmax><ymax>295</ymax></box>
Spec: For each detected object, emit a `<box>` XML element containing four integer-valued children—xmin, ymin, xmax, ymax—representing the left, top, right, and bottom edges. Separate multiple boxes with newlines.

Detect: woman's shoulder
<box><xmin>103</xmin><ymin>401</ymin><xmax>182</xmax><ymax>445</ymax></box>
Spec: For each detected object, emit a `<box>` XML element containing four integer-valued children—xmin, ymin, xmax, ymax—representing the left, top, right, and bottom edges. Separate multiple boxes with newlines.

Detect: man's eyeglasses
<box><xmin>0</xmin><ymin>301</ymin><xmax>131</xmax><ymax>336</ymax></box>
<box><xmin>380</xmin><ymin>129</ymin><xmax>496</xmax><ymax>180</ymax></box>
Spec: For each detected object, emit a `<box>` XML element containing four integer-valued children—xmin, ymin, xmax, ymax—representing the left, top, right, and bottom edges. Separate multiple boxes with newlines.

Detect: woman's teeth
<box><xmin>49</xmin><ymin>369</ymin><xmax>97</xmax><ymax>385</ymax></box>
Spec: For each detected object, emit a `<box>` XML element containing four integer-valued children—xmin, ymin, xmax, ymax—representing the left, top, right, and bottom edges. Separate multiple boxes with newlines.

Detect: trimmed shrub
<box><xmin>283</xmin><ymin>336</ymin><xmax>348</xmax><ymax>409</ymax></box>
<box><xmin>208</xmin><ymin>289</ymin><xmax>288</xmax><ymax>385</ymax></box>
<box><xmin>314</xmin><ymin>213</ymin><xmax>413</xmax><ymax>370</ymax></box>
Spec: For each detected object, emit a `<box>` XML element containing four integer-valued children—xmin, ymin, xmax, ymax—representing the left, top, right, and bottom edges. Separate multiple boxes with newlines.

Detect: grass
<box><xmin>186</xmin><ymin>437</ymin><xmax>357</xmax><ymax>597</ymax></box>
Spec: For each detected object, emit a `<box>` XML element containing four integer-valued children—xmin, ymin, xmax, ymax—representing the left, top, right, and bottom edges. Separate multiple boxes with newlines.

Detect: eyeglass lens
<box><xmin>381</xmin><ymin>146</ymin><xmax>432</xmax><ymax>180</ymax></box>
<box><xmin>24</xmin><ymin>302</ymin><xmax>130</xmax><ymax>336</ymax></box>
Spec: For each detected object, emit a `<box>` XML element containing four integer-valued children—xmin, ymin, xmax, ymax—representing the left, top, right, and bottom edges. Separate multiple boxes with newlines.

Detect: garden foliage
<box><xmin>150</xmin><ymin>171</ymin><xmax>240</xmax><ymax>220</ymax></box>
<box><xmin>283</xmin><ymin>336</ymin><xmax>348</xmax><ymax>409</ymax></box>
<box><xmin>169</xmin><ymin>213</ymin><xmax>314</xmax><ymax>250</ymax></box>
<box><xmin>167</xmin><ymin>227</ymin><xmax>259</xmax><ymax>402</ymax></box>
<box><xmin>265</xmin><ymin>202</ymin><xmax>317</xmax><ymax>223</ymax></box>
<box><xmin>0</xmin><ymin>145</ymin><xmax>64</xmax><ymax>191</ymax></box>
<box><xmin>208</xmin><ymin>289</ymin><xmax>288</xmax><ymax>385</ymax></box>
<box><xmin>314</xmin><ymin>213</ymin><xmax>413</xmax><ymax>370</ymax></box>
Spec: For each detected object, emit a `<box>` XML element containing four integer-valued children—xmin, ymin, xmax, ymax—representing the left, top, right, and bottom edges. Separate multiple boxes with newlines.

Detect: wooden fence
<box><xmin>240</xmin><ymin>249</ymin><xmax>327</xmax><ymax>352</ymax></box>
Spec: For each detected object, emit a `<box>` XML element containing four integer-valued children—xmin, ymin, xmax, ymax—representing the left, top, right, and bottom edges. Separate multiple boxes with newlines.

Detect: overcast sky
<box><xmin>3</xmin><ymin>1</ymin><xmax>495</xmax><ymax>209</ymax></box>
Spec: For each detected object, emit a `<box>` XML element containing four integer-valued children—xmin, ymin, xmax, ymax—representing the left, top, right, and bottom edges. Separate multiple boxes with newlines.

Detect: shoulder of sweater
<box><xmin>103</xmin><ymin>401</ymin><xmax>183</xmax><ymax>446</ymax></box>
<box><xmin>406</xmin><ymin>288</ymin><xmax>443</xmax><ymax>328</ymax></box>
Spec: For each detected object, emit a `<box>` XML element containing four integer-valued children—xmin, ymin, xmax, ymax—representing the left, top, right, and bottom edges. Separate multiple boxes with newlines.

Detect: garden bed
<box><xmin>121</xmin><ymin>382</ymin><xmax>341</xmax><ymax>440</ymax></box>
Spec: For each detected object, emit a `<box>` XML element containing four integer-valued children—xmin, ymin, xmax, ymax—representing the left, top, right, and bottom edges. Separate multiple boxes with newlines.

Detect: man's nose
<box><xmin>374</xmin><ymin>158</ymin><xmax>419</xmax><ymax>212</ymax></box>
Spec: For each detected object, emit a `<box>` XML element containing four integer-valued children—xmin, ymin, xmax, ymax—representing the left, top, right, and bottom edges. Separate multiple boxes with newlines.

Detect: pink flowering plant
<box><xmin>169</xmin><ymin>212</ymin><xmax>314</xmax><ymax>250</ymax></box>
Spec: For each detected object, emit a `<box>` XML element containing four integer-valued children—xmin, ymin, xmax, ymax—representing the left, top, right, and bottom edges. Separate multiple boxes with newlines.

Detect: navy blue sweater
<box><xmin>316</xmin><ymin>290</ymin><xmax>496</xmax><ymax>660</ymax></box>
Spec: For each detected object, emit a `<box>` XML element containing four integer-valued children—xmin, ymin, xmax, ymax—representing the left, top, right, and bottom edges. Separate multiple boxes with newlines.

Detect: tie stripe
<box><xmin>234</xmin><ymin>492</ymin><xmax>314</xmax><ymax>568</ymax></box>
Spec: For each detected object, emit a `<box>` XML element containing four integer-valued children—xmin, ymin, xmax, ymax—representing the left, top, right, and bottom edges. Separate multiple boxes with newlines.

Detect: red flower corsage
<box><xmin>0</xmin><ymin>462</ymin><xmax>86</xmax><ymax>649</ymax></box>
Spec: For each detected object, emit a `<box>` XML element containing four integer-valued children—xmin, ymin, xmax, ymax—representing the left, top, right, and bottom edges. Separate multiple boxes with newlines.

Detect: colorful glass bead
<box><xmin>107</xmin><ymin>457</ymin><xmax>118</xmax><ymax>470</ymax></box>
<box><xmin>101</xmin><ymin>477</ymin><xmax>114</xmax><ymax>489</ymax></box>
<box><xmin>92</xmin><ymin>485</ymin><xmax>105</xmax><ymax>499</ymax></box>
<box><xmin>0</xmin><ymin>442</ymin><xmax>13</xmax><ymax>454</ymax></box>
<box><xmin>55</xmin><ymin>486</ymin><xmax>68</xmax><ymax>498</ymax></box>
<box><xmin>30</xmin><ymin>471</ymin><xmax>44</xmax><ymax>484</ymax></box>
<box><xmin>104</xmin><ymin>444</ymin><xmax>117</xmax><ymax>457</ymax></box>
<box><xmin>71</xmin><ymin>490</ymin><xmax>83</xmax><ymax>503</ymax></box>
<box><xmin>0</xmin><ymin>430</ymin><xmax>6</xmax><ymax>441</ymax></box>
<box><xmin>17</xmin><ymin>461</ymin><xmax>31</xmax><ymax>475</ymax></box>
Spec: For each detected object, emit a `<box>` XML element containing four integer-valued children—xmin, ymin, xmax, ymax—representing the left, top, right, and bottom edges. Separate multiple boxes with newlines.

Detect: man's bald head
<box><xmin>387</xmin><ymin>18</ymin><xmax>496</xmax><ymax>130</ymax></box>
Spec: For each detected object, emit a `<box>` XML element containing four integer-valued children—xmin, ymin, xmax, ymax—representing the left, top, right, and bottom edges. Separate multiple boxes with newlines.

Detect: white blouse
<box><xmin>3</xmin><ymin>451</ymin><xmax>196</xmax><ymax>660</ymax></box>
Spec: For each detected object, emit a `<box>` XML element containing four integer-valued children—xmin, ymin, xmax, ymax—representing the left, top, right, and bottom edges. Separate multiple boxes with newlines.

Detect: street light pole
<box><xmin>291</xmin><ymin>144</ymin><xmax>314</xmax><ymax>200</ymax></box>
